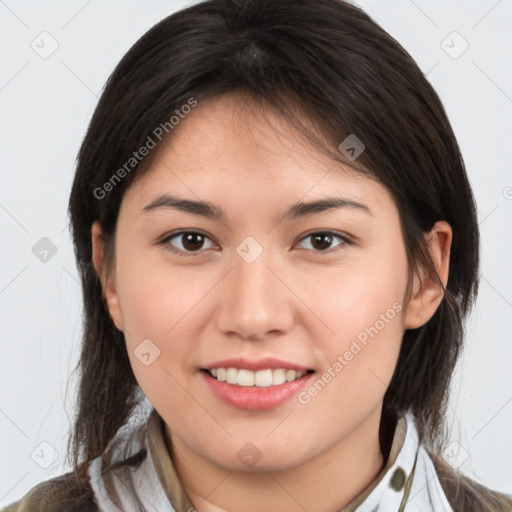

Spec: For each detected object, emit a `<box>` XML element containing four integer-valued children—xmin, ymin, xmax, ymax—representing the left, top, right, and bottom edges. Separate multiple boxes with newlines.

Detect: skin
<box><xmin>92</xmin><ymin>92</ymin><xmax>451</xmax><ymax>512</ymax></box>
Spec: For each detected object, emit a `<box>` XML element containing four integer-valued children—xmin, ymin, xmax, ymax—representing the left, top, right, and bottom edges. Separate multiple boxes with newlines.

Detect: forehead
<box><xmin>123</xmin><ymin>93</ymin><xmax>395</xmax><ymax>214</ymax></box>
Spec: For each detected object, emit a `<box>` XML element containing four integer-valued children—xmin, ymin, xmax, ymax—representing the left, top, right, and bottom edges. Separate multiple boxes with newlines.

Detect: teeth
<box><xmin>226</xmin><ymin>367</ymin><xmax>238</xmax><ymax>384</ymax></box>
<box><xmin>272</xmin><ymin>368</ymin><xmax>286</xmax><ymax>385</ymax></box>
<box><xmin>207</xmin><ymin>367</ymin><xmax>309</xmax><ymax>387</ymax></box>
<box><xmin>254</xmin><ymin>369</ymin><xmax>273</xmax><ymax>387</ymax></box>
<box><xmin>238</xmin><ymin>369</ymin><xmax>255</xmax><ymax>386</ymax></box>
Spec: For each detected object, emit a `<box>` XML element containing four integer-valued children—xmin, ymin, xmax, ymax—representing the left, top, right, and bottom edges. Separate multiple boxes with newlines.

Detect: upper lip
<box><xmin>202</xmin><ymin>357</ymin><xmax>314</xmax><ymax>372</ymax></box>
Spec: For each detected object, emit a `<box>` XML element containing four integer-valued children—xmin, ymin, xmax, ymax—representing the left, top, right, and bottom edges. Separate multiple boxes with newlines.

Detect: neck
<box><xmin>169</xmin><ymin>404</ymin><xmax>386</xmax><ymax>512</ymax></box>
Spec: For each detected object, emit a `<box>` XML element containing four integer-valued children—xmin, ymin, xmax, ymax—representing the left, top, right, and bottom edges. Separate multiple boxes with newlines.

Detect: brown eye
<box><xmin>297</xmin><ymin>231</ymin><xmax>348</xmax><ymax>253</ymax></box>
<box><xmin>161</xmin><ymin>231</ymin><xmax>215</xmax><ymax>256</ymax></box>
<box><xmin>180</xmin><ymin>232</ymin><xmax>206</xmax><ymax>251</ymax></box>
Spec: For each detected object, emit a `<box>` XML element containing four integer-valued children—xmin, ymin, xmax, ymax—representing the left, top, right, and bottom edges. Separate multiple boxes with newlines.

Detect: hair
<box><xmin>49</xmin><ymin>0</ymin><xmax>510</xmax><ymax>510</ymax></box>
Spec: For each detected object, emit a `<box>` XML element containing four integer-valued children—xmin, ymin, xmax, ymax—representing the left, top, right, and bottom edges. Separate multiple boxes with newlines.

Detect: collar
<box><xmin>88</xmin><ymin>408</ymin><xmax>454</xmax><ymax>512</ymax></box>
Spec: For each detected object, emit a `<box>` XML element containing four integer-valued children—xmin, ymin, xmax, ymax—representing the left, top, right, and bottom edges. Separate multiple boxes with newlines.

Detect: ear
<box><xmin>91</xmin><ymin>221</ymin><xmax>124</xmax><ymax>332</ymax></box>
<box><xmin>404</xmin><ymin>220</ymin><xmax>452</xmax><ymax>330</ymax></box>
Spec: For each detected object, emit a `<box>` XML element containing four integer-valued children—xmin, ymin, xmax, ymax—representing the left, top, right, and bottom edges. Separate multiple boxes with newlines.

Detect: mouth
<box><xmin>201</xmin><ymin>367</ymin><xmax>315</xmax><ymax>387</ymax></box>
<box><xmin>199</xmin><ymin>357</ymin><xmax>316</xmax><ymax>410</ymax></box>
<box><xmin>200</xmin><ymin>366</ymin><xmax>315</xmax><ymax>410</ymax></box>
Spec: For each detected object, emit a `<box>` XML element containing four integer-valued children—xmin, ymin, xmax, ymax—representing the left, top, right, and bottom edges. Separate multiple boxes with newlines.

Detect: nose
<box><xmin>214</xmin><ymin>247</ymin><xmax>295</xmax><ymax>341</ymax></box>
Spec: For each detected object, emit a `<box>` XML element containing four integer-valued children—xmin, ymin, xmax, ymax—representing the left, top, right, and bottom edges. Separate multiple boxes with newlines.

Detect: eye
<box><xmin>296</xmin><ymin>231</ymin><xmax>349</xmax><ymax>253</ymax></box>
<box><xmin>160</xmin><ymin>231</ymin><xmax>216</xmax><ymax>256</ymax></box>
<box><xmin>159</xmin><ymin>229</ymin><xmax>350</xmax><ymax>257</ymax></box>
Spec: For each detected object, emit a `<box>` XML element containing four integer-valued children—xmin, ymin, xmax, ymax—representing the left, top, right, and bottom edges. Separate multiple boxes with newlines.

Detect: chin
<box><xmin>208</xmin><ymin>442</ymin><xmax>311</xmax><ymax>473</ymax></box>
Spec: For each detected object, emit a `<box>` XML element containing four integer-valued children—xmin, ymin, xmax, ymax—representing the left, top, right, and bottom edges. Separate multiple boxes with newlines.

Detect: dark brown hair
<box><xmin>53</xmin><ymin>0</ymin><xmax>510</xmax><ymax>510</ymax></box>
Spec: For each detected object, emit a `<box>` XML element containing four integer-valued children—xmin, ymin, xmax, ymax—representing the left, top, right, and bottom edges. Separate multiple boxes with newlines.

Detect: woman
<box><xmin>3</xmin><ymin>0</ymin><xmax>511</xmax><ymax>510</ymax></box>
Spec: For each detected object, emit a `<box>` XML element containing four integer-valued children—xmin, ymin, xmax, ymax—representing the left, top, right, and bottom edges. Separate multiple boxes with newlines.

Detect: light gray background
<box><xmin>1</xmin><ymin>0</ymin><xmax>511</xmax><ymax>506</ymax></box>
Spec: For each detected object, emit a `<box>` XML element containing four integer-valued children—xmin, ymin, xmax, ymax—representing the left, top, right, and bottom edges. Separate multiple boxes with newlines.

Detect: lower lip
<box><xmin>200</xmin><ymin>370</ymin><xmax>314</xmax><ymax>410</ymax></box>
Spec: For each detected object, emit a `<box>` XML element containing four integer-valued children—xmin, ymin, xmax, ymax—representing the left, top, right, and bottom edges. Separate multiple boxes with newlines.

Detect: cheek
<box><xmin>310</xmin><ymin>249</ymin><xmax>407</xmax><ymax>345</ymax></box>
<box><xmin>116</xmin><ymin>265</ymin><xmax>201</xmax><ymax>413</ymax></box>
<box><xmin>293</xmin><ymin>288</ymin><xmax>404</xmax><ymax>447</ymax></box>
<box><xmin>115</xmin><ymin>246</ymin><xmax>208</xmax><ymax>339</ymax></box>
<box><xmin>301</xmin><ymin>246</ymin><xmax>407</xmax><ymax>407</ymax></box>
<box><xmin>113</xmin><ymin>251</ymin><xmax>203</xmax><ymax>388</ymax></box>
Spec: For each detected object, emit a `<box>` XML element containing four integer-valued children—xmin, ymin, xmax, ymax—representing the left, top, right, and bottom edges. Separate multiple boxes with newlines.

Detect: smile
<box><xmin>204</xmin><ymin>367</ymin><xmax>314</xmax><ymax>387</ymax></box>
<box><xmin>200</xmin><ymin>368</ymin><xmax>316</xmax><ymax>410</ymax></box>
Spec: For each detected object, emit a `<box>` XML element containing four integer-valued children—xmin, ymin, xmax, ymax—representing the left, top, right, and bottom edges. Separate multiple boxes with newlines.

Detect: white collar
<box><xmin>350</xmin><ymin>410</ymin><xmax>454</xmax><ymax>511</ymax></box>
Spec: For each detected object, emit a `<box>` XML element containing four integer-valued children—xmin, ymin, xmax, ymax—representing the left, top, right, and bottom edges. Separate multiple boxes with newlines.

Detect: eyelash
<box><xmin>158</xmin><ymin>230</ymin><xmax>351</xmax><ymax>257</ymax></box>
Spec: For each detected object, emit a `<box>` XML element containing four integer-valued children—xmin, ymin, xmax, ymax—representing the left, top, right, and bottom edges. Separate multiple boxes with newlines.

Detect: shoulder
<box><xmin>0</xmin><ymin>471</ymin><xmax>98</xmax><ymax>512</ymax></box>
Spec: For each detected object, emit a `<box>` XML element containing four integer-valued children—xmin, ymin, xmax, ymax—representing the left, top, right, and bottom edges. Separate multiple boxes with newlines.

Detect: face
<box><xmin>93</xmin><ymin>93</ymin><xmax>446</xmax><ymax>473</ymax></box>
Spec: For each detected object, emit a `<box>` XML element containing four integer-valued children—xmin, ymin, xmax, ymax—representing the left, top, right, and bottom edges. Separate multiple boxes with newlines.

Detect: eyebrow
<box><xmin>141</xmin><ymin>193</ymin><xmax>373</xmax><ymax>219</ymax></box>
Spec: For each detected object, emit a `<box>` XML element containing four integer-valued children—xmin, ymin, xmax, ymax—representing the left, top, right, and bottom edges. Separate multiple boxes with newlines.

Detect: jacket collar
<box><xmin>88</xmin><ymin>408</ymin><xmax>453</xmax><ymax>511</ymax></box>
